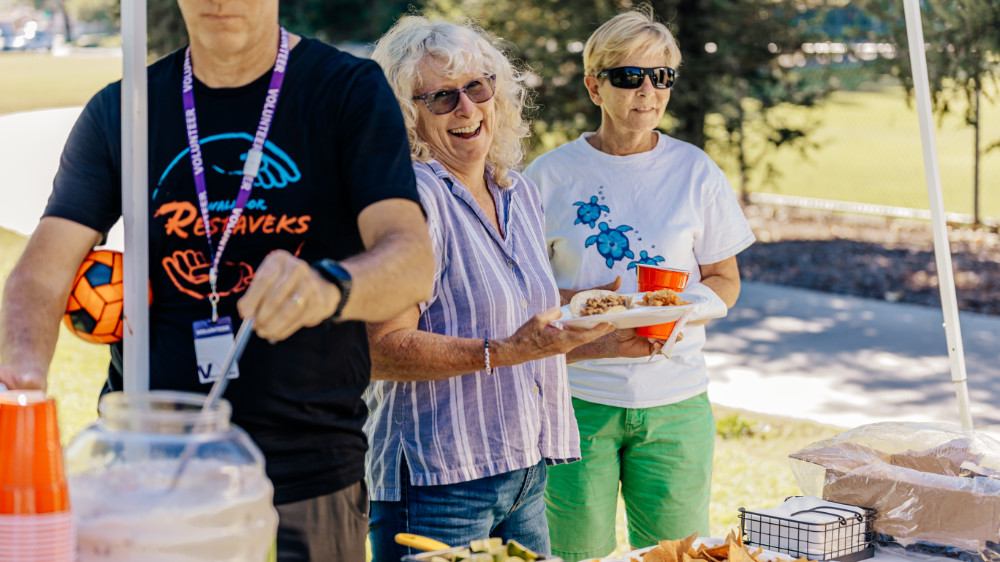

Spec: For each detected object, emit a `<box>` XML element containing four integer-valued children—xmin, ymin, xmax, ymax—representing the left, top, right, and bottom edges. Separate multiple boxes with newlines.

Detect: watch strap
<box><xmin>311</xmin><ymin>259</ymin><xmax>352</xmax><ymax>321</ymax></box>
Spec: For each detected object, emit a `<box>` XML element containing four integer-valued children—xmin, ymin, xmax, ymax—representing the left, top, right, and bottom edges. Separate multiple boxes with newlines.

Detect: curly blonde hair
<box><xmin>371</xmin><ymin>15</ymin><xmax>530</xmax><ymax>188</ymax></box>
<box><xmin>584</xmin><ymin>5</ymin><xmax>682</xmax><ymax>78</ymax></box>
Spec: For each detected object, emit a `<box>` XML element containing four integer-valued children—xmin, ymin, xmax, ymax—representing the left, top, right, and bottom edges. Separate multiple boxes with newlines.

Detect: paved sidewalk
<box><xmin>0</xmin><ymin>108</ymin><xmax>124</xmax><ymax>249</ymax></box>
<box><xmin>705</xmin><ymin>281</ymin><xmax>1000</xmax><ymax>430</ymax></box>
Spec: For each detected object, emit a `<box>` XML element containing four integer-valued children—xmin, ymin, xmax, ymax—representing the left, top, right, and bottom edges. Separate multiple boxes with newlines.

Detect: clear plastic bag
<box><xmin>789</xmin><ymin>421</ymin><xmax>1000</xmax><ymax>558</ymax></box>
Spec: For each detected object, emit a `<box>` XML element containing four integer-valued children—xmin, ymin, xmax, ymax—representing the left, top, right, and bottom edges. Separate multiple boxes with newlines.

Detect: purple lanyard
<box><xmin>182</xmin><ymin>27</ymin><xmax>290</xmax><ymax>322</ymax></box>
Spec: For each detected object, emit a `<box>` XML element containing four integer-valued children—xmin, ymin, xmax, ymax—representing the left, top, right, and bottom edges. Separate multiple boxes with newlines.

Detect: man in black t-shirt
<box><xmin>0</xmin><ymin>1</ymin><xmax>433</xmax><ymax>560</ymax></box>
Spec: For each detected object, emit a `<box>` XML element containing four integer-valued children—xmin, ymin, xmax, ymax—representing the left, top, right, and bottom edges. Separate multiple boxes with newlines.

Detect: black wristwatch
<box><xmin>311</xmin><ymin>259</ymin><xmax>352</xmax><ymax>321</ymax></box>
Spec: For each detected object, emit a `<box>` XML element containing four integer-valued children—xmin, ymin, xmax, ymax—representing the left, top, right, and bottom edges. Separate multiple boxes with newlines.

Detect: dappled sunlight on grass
<box><xmin>597</xmin><ymin>406</ymin><xmax>843</xmax><ymax>557</ymax></box>
<box><xmin>710</xmin><ymin>407</ymin><xmax>843</xmax><ymax>537</ymax></box>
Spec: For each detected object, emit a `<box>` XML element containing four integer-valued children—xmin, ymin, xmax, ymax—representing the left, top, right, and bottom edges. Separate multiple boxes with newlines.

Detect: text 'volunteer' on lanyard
<box><xmin>182</xmin><ymin>27</ymin><xmax>290</xmax><ymax>323</ymax></box>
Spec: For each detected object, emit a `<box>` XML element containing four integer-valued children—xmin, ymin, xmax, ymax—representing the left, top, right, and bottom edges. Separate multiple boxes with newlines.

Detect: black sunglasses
<box><xmin>597</xmin><ymin>66</ymin><xmax>676</xmax><ymax>89</ymax></box>
<box><xmin>412</xmin><ymin>74</ymin><xmax>497</xmax><ymax>115</ymax></box>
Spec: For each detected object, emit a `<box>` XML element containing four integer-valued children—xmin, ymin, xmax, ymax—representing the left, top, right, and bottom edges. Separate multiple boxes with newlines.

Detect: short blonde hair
<box><xmin>372</xmin><ymin>15</ymin><xmax>530</xmax><ymax>188</ymax></box>
<box><xmin>583</xmin><ymin>6</ymin><xmax>682</xmax><ymax>78</ymax></box>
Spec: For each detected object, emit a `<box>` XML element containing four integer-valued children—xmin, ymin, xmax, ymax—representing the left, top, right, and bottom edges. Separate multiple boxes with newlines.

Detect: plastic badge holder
<box><xmin>739</xmin><ymin>496</ymin><xmax>876</xmax><ymax>562</ymax></box>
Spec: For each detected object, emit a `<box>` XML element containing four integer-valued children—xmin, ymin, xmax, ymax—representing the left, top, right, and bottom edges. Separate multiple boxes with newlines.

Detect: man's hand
<box><xmin>236</xmin><ymin>250</ymin><xmax>340</xmax><ymax>343</ymax></box>
<box><xmin>0</xmin><ymin>367</ymin><xmax>47</xmax><ymax>391</ymax></box>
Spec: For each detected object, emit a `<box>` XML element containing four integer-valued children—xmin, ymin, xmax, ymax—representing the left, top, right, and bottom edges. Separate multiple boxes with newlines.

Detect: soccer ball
<box><xmin>63</xmin><ymin>250</ymin><xmax>127</xmax><ymax>344</ymax></box>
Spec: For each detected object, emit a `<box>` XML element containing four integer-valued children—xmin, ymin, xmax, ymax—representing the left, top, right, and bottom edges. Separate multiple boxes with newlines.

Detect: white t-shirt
<box><xmin>524</xmin><ymin>132</ymin><xmax>755</xmax><ymax>408</ymax></box>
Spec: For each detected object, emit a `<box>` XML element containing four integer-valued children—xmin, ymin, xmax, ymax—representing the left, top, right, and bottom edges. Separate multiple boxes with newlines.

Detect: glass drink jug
<box><xmin>64</xmin><ymin>390</ymin><xmax>278</xmax><ymax>561</ymax></box>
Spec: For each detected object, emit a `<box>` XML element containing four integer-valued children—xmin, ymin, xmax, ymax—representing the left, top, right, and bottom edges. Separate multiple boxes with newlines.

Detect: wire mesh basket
<box><xmin>739</xmin><ymin>497</ymin><xmax>877</xmax><ymax>562</ymax></box>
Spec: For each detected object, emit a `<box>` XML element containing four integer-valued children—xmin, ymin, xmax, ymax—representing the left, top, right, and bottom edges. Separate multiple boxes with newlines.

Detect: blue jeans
<box><xmin>369</xmin><ymin>460</ymin><xmax>550</xmax><ymax>562</ymax></box>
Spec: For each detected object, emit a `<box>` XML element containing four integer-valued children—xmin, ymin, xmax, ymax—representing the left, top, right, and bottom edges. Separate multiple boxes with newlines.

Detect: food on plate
<box><xmin>641</xmin><ymin>288</ymin><xmax>689</xmax><ymax>307</ymax></box>
<box><xmin>569</xmin><ymin>289</ymin><xmax>634</xmax><ymax>317</ymax></box>
<box><xmin>638</xmin><ymin>530</ymin><xmax>817</xmax><ymax>562</ymax></box>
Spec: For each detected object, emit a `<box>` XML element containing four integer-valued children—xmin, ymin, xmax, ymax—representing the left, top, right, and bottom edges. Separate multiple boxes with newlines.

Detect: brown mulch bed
<box><xmin>738</xmin><ymin>205</ymin><xmax>1000</xmax><ymax>316</ymax></box>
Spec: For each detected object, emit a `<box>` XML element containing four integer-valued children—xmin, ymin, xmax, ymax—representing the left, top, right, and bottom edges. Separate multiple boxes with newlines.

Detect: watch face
<box><xmin>320</xmin><ymin>259</ymin><xmax>351</xmax><ymax>281</ymax></box>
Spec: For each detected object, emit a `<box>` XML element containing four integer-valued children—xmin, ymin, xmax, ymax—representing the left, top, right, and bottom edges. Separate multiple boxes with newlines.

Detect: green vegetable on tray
<box><xmin>426</xmin><ymin>538</ymin><xmax>539</xmax><ymax>562</ymax></box>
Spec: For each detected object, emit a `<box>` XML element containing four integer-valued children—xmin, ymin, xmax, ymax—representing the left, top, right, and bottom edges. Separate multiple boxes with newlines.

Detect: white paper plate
<box><xmin>623</xmin><ymin>537</ymin><xmax>794</xmax><ymax>562</ymax></box>
<box><xmin>557</xmin><ymin>292</ymin><xmax>704</xmax><ymax>330</ymax></box>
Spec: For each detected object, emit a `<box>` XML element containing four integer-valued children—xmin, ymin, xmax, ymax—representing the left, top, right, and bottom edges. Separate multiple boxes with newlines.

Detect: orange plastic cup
<box><xmin>635</xmin><ymin>265</ymin><xmax>690</xmax><ymax>339</ymax></box>
<box><xmin>0</xmin><ymin>391</ymin><xmax>71</xmax><ymax>515</ymax></box>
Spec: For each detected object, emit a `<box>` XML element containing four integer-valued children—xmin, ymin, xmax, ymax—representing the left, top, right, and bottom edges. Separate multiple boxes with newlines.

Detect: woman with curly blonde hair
<box><xmin>363</xmin><ymin>14</ymin><xmax>657</xmax><ymax>561</ymax></box>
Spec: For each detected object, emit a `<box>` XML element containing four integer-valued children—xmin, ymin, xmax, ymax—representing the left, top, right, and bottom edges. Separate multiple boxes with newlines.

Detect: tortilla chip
<box><xmin>695</xmin><ymin>550</ymin><xmax>721</xmax><ymax>562</ymax></box>
<box><xmin>699</xmin><ymin>544</ymin><xmax>730</xmax><ymax>559</ymax></box>
<box><xmin>728</xmin><ymin>543</ymin><xmax>756</xmax><ymax>562</ymax></box>
<box><xmin>643</xmin><ymin>548</ymin><xmax>668</xmax><ymax>562</ymax></box>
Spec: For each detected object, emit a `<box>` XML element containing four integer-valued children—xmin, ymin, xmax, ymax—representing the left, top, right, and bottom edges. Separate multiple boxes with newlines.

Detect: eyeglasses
<box><xmin>412</xmin><ymin>74</ymin><xmax>497</xmax><ymax>115</ymax></box>
<box><xmin>596</xmin><ymin>66</ymin><xmax>676</xmax><ymax>89</ymax></box>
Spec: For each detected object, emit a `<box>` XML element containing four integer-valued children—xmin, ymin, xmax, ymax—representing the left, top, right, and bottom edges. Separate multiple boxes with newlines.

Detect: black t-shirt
<box><xmin>45</xmin><ymin>37</ymin><xmax>420</xmax><ymax>504</ymax></box>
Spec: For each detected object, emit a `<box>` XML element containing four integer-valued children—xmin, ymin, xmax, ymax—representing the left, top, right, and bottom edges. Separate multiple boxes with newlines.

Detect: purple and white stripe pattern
<box><xmin>364</xmin><ymin>160</ymin><xmax>580</xmax><ymax>501</ymax></box>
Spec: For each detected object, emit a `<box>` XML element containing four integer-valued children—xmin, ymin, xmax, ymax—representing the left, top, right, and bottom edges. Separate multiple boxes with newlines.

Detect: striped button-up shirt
<box><xmin>364</xmin><ymin>160</ymin><xmax>580</xmax><ymax>501</ymax></box>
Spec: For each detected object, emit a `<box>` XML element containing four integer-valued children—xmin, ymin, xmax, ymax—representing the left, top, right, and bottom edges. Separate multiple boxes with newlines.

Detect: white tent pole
<box><xmin>120</xmin><ymin>0</ymin><xmax>150</xmax><ymax>393</ymax></box>
<box><xmin>901</xmin><ymin>0</ymin><xmax>973</xmax><ymax>429</ymax></box>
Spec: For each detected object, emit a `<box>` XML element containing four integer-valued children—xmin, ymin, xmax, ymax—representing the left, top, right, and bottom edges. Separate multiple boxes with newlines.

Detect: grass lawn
<box><xmin>706</xmin><ymin>84</ymin><xmax>1000</xmax><ymax>221</ymax></box>
<box><xmin>0</xmin><ymin>52</ymin><xmax>122</xmax><ymax>115</ymax></box>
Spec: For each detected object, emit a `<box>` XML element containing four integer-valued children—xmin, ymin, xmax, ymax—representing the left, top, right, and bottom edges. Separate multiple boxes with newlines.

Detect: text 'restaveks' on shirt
<box><xmin>43</xmin><ymin>37</ymin><xmax>421</xmax><ymax>505</ymax></box>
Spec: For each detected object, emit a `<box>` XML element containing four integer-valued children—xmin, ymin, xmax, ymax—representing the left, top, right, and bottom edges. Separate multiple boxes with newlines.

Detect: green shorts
<box><xmin>544</xmin><ymin>393</ymin><xmax>715</xmax><ymax>561</ymax></box>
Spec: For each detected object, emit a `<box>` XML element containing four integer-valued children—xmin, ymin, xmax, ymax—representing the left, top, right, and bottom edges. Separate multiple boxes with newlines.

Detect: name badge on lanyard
<box><xmin>193</xmin><ymin>317</ymin><xmax>239</xmax><ymax>384</ymax></box>
<box><xmin>183</xmin><ymin>27</ymin><xmax>290</xmax><ymax>385</ymax></box>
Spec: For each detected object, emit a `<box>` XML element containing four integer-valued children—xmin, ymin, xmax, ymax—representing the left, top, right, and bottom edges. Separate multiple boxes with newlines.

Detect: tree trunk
<box><xmin>55</xmin><ymin>0</ymin><xmax>71</xmax><ymax>43</ymax></box>
<box><xmin>737</xmin><ymin>82</ymin><xmax>749</xmax><ymax>203</ymax></box>
<box><xmin>668</xmin><ymin>0</ymin><xmax>709</xmax><ymax>149</ymax></box>
<box><xmin>973</xmin><ymin>85</ymin><xmax>981</xmax><ymax>225</ymax></box>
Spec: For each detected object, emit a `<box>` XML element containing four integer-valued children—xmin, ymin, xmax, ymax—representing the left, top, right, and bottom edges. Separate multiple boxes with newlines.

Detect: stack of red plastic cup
<box><xmin>0</xmin><ymin>390</ymin><xmax>75</xmax><ymax>561</ymax></box>
<box><xmin>635</xmin><ymin>264</ymin><xmax>691</xmax><ymax>339</ymax></box>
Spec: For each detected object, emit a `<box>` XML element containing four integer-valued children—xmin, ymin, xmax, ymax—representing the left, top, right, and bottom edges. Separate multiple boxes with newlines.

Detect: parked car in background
<box><xmin>0</xmin><ymin>20</ymin><xmax>51</xmax><ymax>51</ymax></box>
<box><xmin>0</xmin><ymin>23</ymin><xmax>21</xmax><ymax>50</ymax></box>
<box><xmin>24</xmin><ymin>29</ymin><xmax>53</xmax><ymax>51</ymax></box>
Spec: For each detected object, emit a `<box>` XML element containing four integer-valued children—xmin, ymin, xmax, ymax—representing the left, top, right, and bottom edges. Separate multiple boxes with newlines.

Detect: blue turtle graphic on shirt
<box><xmin>573</xmin><ymin>196</ymin><xmax>609</xmax><ymax>228</ymax></box>
<box><xmin>586</xmin><ymin>222</ymin><xmax>635</xmax><ymax>268</ymax></box>
<box><xmin>628</xmin><ymin>251</ymin><xmax>666</xmax><ymax>270</ymax></box>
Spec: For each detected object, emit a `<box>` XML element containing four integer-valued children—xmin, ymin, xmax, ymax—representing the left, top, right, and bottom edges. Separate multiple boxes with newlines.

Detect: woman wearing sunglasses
<box><xmin>524</xmin><ymin>7</ymin><xmax>755</xmax><ymax>561</ymax></box>
<box><xmin>364</xmin><ymin>15</ymin><xmax>657</xmax><ymax>561</ymax></box>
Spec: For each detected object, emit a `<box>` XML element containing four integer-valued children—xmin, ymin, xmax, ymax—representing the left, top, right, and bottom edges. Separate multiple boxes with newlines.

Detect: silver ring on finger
<box><xmin>290</xmin><ymin>293</ymin><xmax>305</xmax><ymax>308</ymax></box>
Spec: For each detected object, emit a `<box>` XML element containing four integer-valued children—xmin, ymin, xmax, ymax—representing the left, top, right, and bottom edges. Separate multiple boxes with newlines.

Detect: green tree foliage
<box><xmin>75</xmin><ymin>1</ymin><xmax>833</xmax><ymax>196</ymax></box>
<box><xmin>279</xmin><ymin>0</ymin><xmax>414</xmax><ymax>44</ymax></box>
<box><xmin>851</xmin><ymin>0</ymin><xmax>1000</xmax><ymax>223</ymax></box>
<box><xmin>92</xmin><ymin>0</ymin><xmax>415</xmax><ymax>57</ymax></box>
<box><xmin>425</xmin><ymin>0</ymin><xmax>833</xmax><ymax>195</ymax></box>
